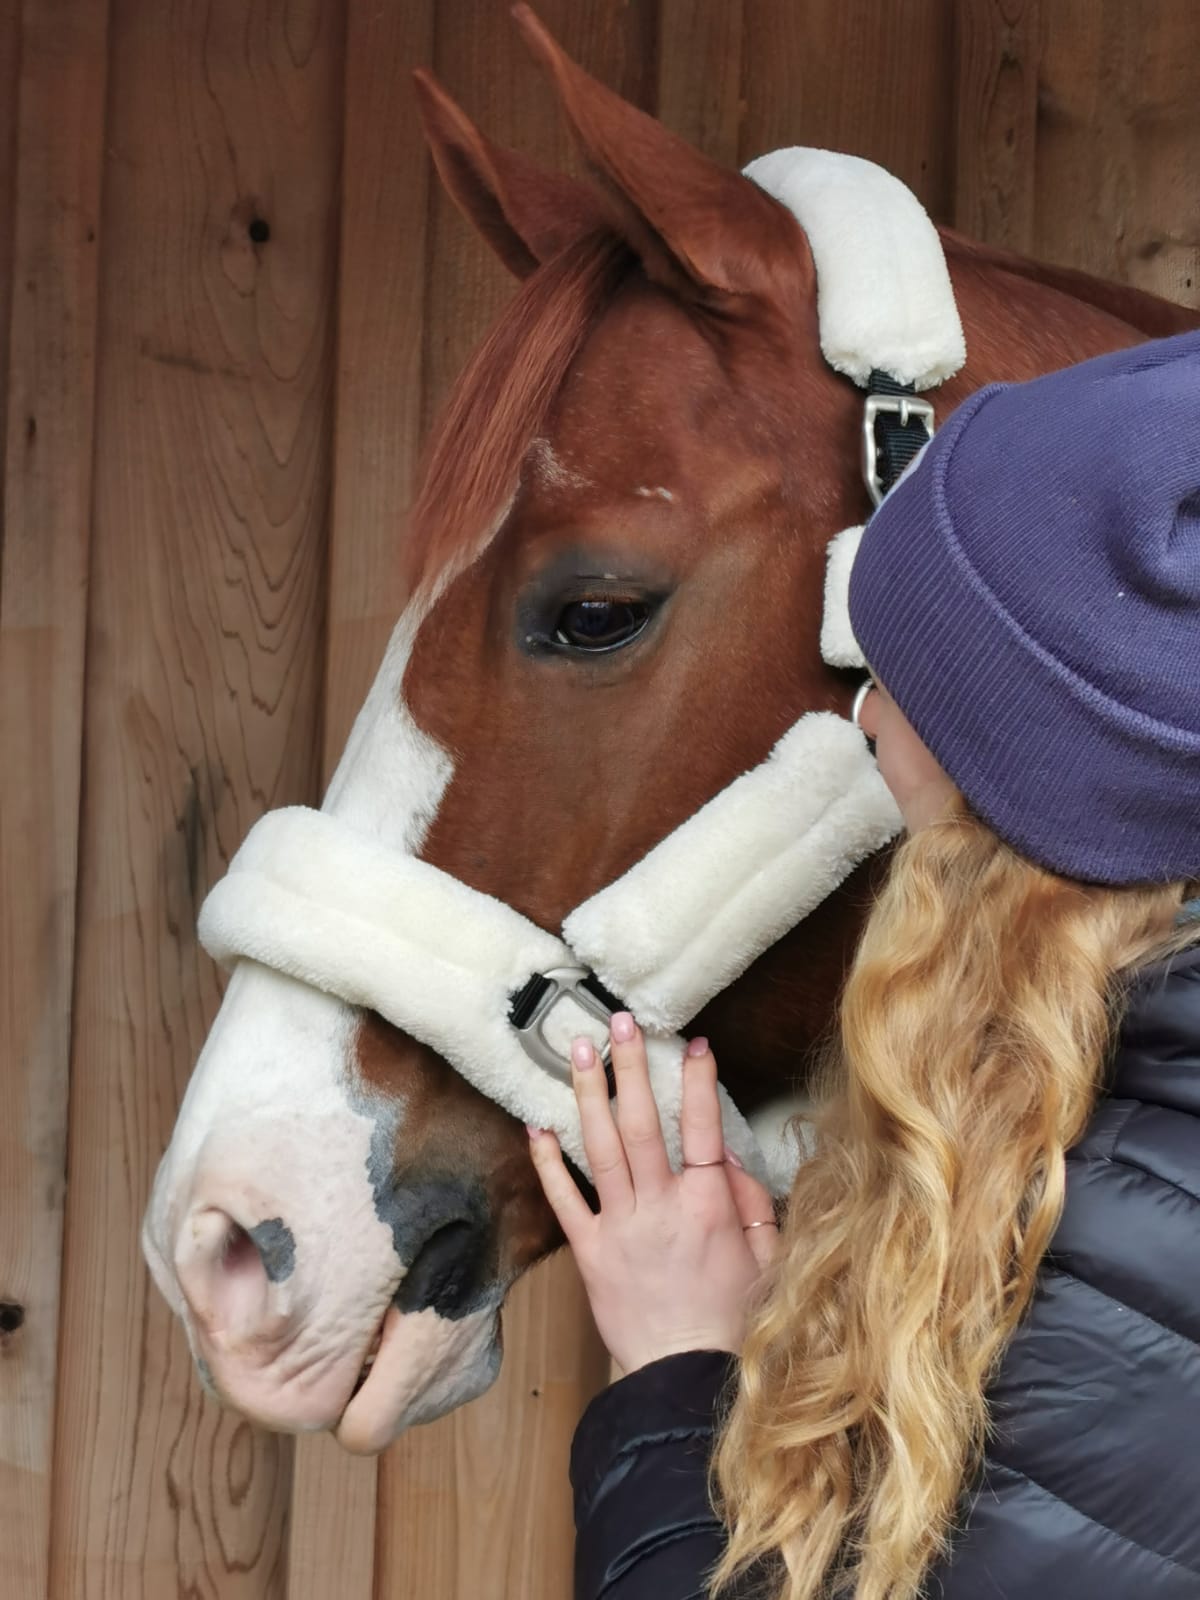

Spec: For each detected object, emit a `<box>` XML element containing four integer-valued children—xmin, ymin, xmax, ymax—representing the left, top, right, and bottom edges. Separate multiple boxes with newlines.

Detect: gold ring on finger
<box><xmin>742</xmin><ymin>1219</ymin><xmax>777</xmax><ymax>1230</ymax></box>
<box><xmin>682</xmin><ymin>1157</ymin><xmax>725</xmax><ymax>1168</ymax></box>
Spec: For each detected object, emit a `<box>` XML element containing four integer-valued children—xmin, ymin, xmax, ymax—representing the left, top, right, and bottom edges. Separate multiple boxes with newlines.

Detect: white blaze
<box><xmin>144</xmin><ymin>598</ymin><xmax>509</xmax><ymax>1448</ymax></box>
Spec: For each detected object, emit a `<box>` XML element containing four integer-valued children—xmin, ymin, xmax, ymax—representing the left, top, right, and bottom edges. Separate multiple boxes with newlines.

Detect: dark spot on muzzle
<box><xmin>368</xmin><ymin>1121</ymin><xmax>496</xmax><ymax>1318</ymax></box>
<box><xmin>247</xmin><ymin>1218</ymin><xmax>296</xmax><ymax>1283</ymax></box>
<box><xmin>394</xmin><ymin>1214</ymin><xmax>494</xmax><ymax>1319</ymax></box>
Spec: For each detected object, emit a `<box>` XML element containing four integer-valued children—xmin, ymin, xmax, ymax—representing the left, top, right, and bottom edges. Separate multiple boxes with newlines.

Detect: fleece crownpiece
<box><xmin>850</xmin><ymin>332</ymin><xmax>1200</xmax><ymax>885</ymax></box>
<box><xmin>745</xmin><ymin>148</ymin><xmax>965</xmax><ymax>390</ymax></box>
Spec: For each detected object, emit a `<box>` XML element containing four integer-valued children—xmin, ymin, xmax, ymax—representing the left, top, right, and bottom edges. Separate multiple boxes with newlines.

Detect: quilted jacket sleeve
<box><xmin>569</xmin><ymin>1349</ymin><xmax>772</xmax><ymax>1600</ymax></box>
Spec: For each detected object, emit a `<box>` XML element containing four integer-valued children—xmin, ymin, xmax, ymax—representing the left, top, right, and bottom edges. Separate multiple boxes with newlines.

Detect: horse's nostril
<box><xmin>211</xmin><ymin>1217</ymin><xmax>296</xmax><ymax>1284</ymax></box>
<box><xmin>395</xmin><ymin>1218</ymin><xmax>490</xmax><ymax>1318</ymax></box>
<box><xmin>221</xmin><ymin>1224</ymin><xmax>260</xmax><ymax>1276</ymax></box>
<box><xmin>176</xmin><ymin>1207</ymin><xmax>293</xmax><ymax>1340</ymax></box>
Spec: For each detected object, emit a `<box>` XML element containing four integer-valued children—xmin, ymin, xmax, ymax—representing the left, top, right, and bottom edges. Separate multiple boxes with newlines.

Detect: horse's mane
<box><xmin>404</xmin><ymin>228</ymin><xmax>633</xmax><ymax>598</ymax></box>
<box><xmin>940</xmin><ymin>226</ymin><xmax>1200</xmax><ymax>340</ymax></box>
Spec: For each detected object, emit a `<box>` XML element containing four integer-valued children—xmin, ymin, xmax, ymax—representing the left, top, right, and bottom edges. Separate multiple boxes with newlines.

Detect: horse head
<box><xmin>143</xmin><ymin>7</ymin><xmax>1181</xmax><ymax>1454</ymax></box>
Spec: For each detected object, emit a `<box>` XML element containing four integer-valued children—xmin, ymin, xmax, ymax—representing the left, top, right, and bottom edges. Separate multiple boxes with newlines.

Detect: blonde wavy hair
<box><xmin>709</xmin><ymin>803</ymin><xmax>1197</xmax><ymax>1600</ymax></box>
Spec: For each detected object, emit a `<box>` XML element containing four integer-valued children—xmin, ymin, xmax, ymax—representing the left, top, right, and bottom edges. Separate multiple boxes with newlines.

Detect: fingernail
<box><xmin>686</xmin><ymin>1036</ymin><xmax>709</xmax><ymax>1058</ymax></box>
<box><xmin>610</xmin><ymin>1011</ymin><xmax>635</xmax><ymax>1043</ymax></box>
<box><xmin>571</xmin><ymin>1037</ymin><xmax>595</xmax><ymax>1070</ymax></box>
<box><xmin>525</xmin><ymin>1123</ymin><xmax>543</xmax><ymax>1139</ymax></box>
<box><xmin>723</xmin><ymin>1144</ymin><xmax>744</xmax><ymax>1169</ymax></box>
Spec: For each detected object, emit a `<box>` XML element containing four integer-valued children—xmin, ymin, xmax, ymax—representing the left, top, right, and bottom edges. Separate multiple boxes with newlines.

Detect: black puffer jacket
<box><xmin>571</xmin><ymin>944</ymin><xmax>1200</xmax><ymax>1599</ymax></box>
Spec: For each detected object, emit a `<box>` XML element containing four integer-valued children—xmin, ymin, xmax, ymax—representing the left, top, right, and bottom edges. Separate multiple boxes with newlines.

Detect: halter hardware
<box><xmin>862</xmin><ymin>377</ymin><xmax>935</xmax><ymax>507</ymax></box>
<box><xmin>508</xmin><ymin>966</ymin><xmax>621</xmax><ymax>1093</ymax></box>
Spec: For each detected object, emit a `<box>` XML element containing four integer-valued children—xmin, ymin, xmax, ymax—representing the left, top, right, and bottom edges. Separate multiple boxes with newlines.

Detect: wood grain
<box><xmin>0</xmin><ymin>0</ymin><xmax>21</xmax><ymax>528</ymax></box>
<box><xmin>0</xmin><ymin>1</ymin><xmax>109</xmax><ymax>1593</ymax></box>
<box><xmin>47</xmin><ymin>1</ymin><xmax>343</xmax><ymax>1594</ymax></box>
<box><xmin>318</xmin><ymin>0</ymin><xmax>435</xmax><ymax>777</ymax></box>
<box><xmin>377</xmin><ymin>1255</ymin><xmax>612</xmax><ymax>1600</ymax></box>
<box><xmin>656</xmin><ymin>0</ymin><xmax>744</xmax><ymax>166</ymax></box>
<box><xmin>285</xmin><ymin>4</ymin><xmax>436</xmax><ymax>1597</ymax></box>
<box><xmin>1036</xmin><ymin>0</ymin><xmax>1200</xmax><ymax>306</ymax></box>
<box><xmin>739</xmin><ymin>0</ymin><xmax>956</xmax><ymax>218</ymax></box>
<box><xmin>953</xmin><ymin>0</ymin><xmax>1040</xmax><ymax>251</ymax></box>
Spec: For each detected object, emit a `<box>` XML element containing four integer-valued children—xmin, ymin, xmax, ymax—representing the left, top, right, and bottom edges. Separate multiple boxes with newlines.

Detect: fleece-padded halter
<box><xmin>199</xmin><ymin>714</ymin><xmax>897</xmax><ymax>1194</ymax></box>
<box><xmin>197</xmin><ymin>148</ymin><xmax>964</xmax><ymax>1197</ymax></box>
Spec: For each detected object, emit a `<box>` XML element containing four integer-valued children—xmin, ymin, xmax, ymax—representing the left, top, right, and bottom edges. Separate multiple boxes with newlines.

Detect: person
<box><xmin>525</xmin><ymin>332</ymin><xmax>1200</xmax><ymax>1599</ymax></box>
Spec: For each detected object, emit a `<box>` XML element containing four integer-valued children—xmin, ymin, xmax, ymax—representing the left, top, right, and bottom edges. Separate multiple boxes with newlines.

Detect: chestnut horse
<box><xmin>142</xmin><ymin>10</ymin><xmax>1200</xmax><ymax>1453</ymax></box>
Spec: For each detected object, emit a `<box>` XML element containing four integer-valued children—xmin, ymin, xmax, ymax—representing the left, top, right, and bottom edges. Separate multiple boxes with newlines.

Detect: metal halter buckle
<box><xmin>508</xmin><ymin>965</ymin><xmax>617</xmax><ymax>1084</ymax></box>
<box><xmin>861</xmin><ymin>392</ymin><xmax>935</xmax><ymax>508</ymax></box>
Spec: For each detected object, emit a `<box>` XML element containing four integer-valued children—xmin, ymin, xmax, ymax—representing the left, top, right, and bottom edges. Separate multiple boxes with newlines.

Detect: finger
<box><xmin>608</xmin><ymin>1013</ymin><xmax>673</xmax><ymax>1199</ymax></box>
<box><xmin>570</xmin><ymin>1036</ymin><xmax>634</xmax><ymax>1215</ymax></box>
<box><xmin>725</xmin><ymin>1156</ymin><xmax>782</xmax><ymax>1267</ymax></box>
<box><xmin>526</xmin><ymin>1125</ymin><xmax>596</xmax><ymax>1250</ymax></box>
<box><xmin>678</xmin><ymin>1037</ymin><xmax>726</xmax><ymax>1169</ymax></box>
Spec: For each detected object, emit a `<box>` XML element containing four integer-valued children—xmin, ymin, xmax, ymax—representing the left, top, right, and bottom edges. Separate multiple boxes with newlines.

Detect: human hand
<box><xmin>526</xmin><ymin>1011</ymin><xmax>780</xmax><ymax>1374</ymax></box>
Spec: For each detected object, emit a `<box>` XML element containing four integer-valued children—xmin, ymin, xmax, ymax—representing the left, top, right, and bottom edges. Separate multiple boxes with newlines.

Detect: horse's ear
<box><xmin>413</xmin><ymin>69</ymin><xmax>610</xmax><ymax>278</ymax></box>
<box><xmin>512</xmin><ymin>5</ymin><xmax>812</xmax><ymax>308</ymax></box>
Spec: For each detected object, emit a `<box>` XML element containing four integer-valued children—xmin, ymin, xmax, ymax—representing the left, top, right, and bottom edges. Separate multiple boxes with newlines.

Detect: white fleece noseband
<box><xmin>199</xmin><ymin>714</ymin><xmax>897</xmax><ymax>1195</ymax></box>
<box><xmin>197</xmin><ymin>149</ymin><xmax>964</xmax><ymax>1199</ymax></box>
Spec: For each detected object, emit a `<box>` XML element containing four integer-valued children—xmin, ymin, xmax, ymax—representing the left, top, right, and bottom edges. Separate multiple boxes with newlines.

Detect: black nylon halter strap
<box><xmin>861</xmin><ymin>368</ymin><xmax>935</xmax><ymax>507</ymax></box>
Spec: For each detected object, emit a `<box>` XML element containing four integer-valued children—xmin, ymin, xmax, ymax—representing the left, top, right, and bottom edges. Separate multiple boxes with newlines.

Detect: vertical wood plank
<box><xmin>48</xmin><ymin>2</ymin><xmax>344</xmax><ymax>1594</ymax></box>
<box><xmin>740</xmin><ymin>0</ymin><xmax>956</xmax><ymax>218</ymax></box>
<box><xmin>374</xmin><ymin>10</ymin><xmax>654</xmax><ymax>1595</ymax></box>
<box><xmin>317</xmin><ymin>0</ymin><xmax>435</xmax><ymax>775</ymax></box>
<box><xmin>285</xmin><ymin>1437</ymin><xmax>376</xmax><ymax>1600</ymax></box>
<box><xmin>952</xmin><ymin>0</ymin><xmax>1040</xmax><ymax>250</ymax></box>
<box><xmin>285</xmin><ymin>3</ymin><xmax>435</xmax><ymax>1597</ymax></box>
<box><xmin>0</xmin><ymin>1</ymin><xmax>108</xmax><ymax>1593</ymax></box>
<box><xmin>376</xmin><ymin>1259</ymin><xmax>612</xmax><ymax>1600</ymax></box>
<box><xmin>1036</xmin><ymin>0</ymin><xmax>1200</xmax><ymax>306</ymax></box>
<box><xmin>0</xmin><ymin>0</ymin><xmax>22</xmax><ymax>511</ymax></box>
<box><xmin>656</xmin><ymin>0</ymin><xmax>744</xmax><ymax>165</ymax></box>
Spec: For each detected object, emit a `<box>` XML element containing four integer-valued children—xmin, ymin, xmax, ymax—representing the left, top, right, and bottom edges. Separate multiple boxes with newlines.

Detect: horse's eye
<box><xmin>553</xmin><ymin>598</ymin><xmax>651</xmax><ymax>653</ymax></box>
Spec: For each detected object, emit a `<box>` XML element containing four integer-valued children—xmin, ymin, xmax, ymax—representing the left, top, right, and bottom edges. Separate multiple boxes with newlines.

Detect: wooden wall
<box><xmin>1</xmin><ymin>2</ymin><xmax>1197</xmax><ymax>1596</ymax></box>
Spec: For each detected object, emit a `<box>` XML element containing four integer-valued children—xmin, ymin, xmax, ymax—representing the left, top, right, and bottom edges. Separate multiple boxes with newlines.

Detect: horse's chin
<box><xmin>335</xmin><ymin>1301</ymin><xmax>503</xmax><ymax>1454</ymax></box>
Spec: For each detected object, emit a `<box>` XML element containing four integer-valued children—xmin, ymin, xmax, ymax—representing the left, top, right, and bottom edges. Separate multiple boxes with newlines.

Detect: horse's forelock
<box><xmin>404</xmin><ymin>227</ymin><xmax>634</xmax><ymax>598</ymax></box>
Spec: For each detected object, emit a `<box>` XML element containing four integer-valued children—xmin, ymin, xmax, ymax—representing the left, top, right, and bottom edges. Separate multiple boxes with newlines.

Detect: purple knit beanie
<box><xmin>848</xmin><ymin>330</ymin><xmax>1200</xmax><ymax>886</ymax></box>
